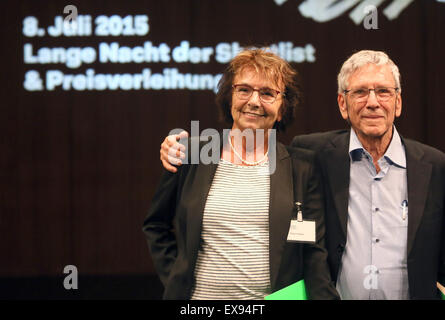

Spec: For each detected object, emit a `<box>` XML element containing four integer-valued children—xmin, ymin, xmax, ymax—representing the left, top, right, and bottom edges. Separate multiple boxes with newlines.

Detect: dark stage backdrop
<box><xmin>1</xmin><ymin>0</ymin><xmax>444</xmax><ymax>297</ymax></box>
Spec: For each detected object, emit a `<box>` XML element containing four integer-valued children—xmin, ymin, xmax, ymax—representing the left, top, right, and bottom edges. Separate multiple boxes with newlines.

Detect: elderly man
<box><xmin>159</xmin><ymin>50</ymin><xmax>445</xmax><ymax>299</ymax></box>
<box><xmin>291</xmin><ymin>50</ymin><xmax>445</xmax><ymax>300</ymax></box>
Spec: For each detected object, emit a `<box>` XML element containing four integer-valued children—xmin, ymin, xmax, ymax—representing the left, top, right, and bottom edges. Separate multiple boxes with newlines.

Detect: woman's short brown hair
<box><xmin>215</xmin><ymin>48</ymin><xmax>301</xmax><ymax>132</ymax></box>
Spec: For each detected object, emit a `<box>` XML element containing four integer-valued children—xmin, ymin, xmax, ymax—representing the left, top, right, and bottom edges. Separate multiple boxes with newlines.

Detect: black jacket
<box><xmin>292</xmin><ymin>129</ymin><xmax>445</xmax><ymax>299</ymax></box>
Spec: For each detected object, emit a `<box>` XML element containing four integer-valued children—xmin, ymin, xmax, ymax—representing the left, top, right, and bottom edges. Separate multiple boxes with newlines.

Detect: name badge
<box><xmin>287</xmin><ymin>219</ymin><xmax>316</xmax><ymax>243</ymax></box>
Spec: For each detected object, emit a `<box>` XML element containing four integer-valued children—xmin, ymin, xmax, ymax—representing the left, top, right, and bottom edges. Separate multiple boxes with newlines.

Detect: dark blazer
<box><xmin>291</xmin><ymin>129</ymin><xmax>445</xmax><ymax>299</ymax></box>
<box><xmin>143</xmin><ymin>135</ymin><xmax>339</xmax><ymax>300</ymax></box>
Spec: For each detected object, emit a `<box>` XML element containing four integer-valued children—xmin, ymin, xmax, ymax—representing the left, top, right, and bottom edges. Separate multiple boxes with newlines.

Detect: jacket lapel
<box><xmin>269</xmin><ymin>142</ymin><xmax>293</xmax><ymax>289</ymax></box>
<box><xmin>404</xmin><ymin>139</ymin><xmax>432</xmax><ymax>255</ymax></box>
<box><xmin>185</xmin><ymin>136</ymin><xmax>220</xmax><ymax>266</ymax></box>
<box><xmin>323</xmin><ymin>132</ymin><xmax>350</xmax><ymax>239</ymax></box>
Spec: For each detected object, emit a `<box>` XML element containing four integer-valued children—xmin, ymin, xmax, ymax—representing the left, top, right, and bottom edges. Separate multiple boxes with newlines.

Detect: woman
<box><xmin>143</xmin><ymin>48</ymin><xmax>338</xmax><ymax>300</ymax></box>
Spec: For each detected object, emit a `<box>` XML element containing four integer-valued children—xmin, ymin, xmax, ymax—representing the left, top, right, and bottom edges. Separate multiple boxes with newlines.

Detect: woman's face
<box><xmin>231</xmin><ymin>68</ymin><xmax>284</xmax><ymax>132</ymax></box>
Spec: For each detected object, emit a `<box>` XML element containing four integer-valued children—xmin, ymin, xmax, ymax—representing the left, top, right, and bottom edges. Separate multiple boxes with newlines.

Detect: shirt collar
<box><xmin>348</xmin><ymin>126</ymin><xmax>406</xmax><ymax>168</ymax></box>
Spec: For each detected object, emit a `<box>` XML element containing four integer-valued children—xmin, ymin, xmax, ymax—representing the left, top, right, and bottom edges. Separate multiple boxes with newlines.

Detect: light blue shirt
<box><xmin>336</xmin><ymin>127</ymin><xmax>409</xmax><ymax>300</ymax></box>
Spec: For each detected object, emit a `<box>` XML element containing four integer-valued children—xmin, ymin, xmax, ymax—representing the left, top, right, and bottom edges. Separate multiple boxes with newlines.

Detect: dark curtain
<box><xmin>1</xmin><ymin>0</ymin><xmax>444</xmax><ymax>278</ymax></box>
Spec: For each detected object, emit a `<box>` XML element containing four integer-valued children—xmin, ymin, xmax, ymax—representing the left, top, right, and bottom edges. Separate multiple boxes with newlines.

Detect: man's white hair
<box><xmin>337</xmin><ymin>50</ymin><xmax>401</xmax><ymax>94</ymax></box>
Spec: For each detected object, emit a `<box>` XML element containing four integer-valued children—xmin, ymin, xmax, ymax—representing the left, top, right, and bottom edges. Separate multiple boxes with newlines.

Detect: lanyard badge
<box><xmin>287</xmin><ymin>202</ymin><xmax>316</xmax><ymax>243</ymax></box>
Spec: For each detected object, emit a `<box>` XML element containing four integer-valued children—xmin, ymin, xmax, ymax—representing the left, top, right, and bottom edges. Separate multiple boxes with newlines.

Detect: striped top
<box><xmin>190</xmin><ymin>159</ymin><xmax>271</xmax><ymax>300</ymax></box>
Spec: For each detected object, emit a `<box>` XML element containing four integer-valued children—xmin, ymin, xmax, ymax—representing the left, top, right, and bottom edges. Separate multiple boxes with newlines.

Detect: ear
<box><xmin>395</xmin><ymin>92</ymin><xmax>402</xmax><ymax>118</ymax></box>
<box><xmin>338</xmin><ymin>93</ymin><xmax>348</xmax><ymax>120</ymax></box>
<box><xmin>276</xmin><ymin>99</ymin><xmax>285</xmax><ymax>122</ymax></box>
<box><xmin>277</xmin><ymin>108</ymin><xmax>283</xmax><ymax>122</ymax></box>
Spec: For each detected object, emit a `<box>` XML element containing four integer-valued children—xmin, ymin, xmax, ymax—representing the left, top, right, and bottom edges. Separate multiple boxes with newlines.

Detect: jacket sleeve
<box><xmin>142</xmin><ymin>167</ymin><xmax>183</xmax><ymax>287</ymax></box>
<box><xmin>439</xmin><ymin>174</ymin><xmax>445</xmax><ymax>289</ymax></box>
<box><xmin>302</xmin><ymin>159</ymin><xmax>340</xmax><ymax>300</ymax></box>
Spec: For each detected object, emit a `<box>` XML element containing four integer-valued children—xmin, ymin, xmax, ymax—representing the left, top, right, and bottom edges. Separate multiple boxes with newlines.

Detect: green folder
<box><xmin>442</xmin><ymin>291</ymin><xmax>445</xmax><ymax>300</ymax></box>
<box><xmin>265</xmin><ymin>279</ymin><xmax>307</xmax><ymax>300</ymax></box>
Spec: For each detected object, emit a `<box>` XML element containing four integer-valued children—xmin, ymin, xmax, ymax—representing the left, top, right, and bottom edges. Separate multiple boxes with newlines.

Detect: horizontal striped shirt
<box><xmin>191</xmin><ymin>159</ymin><xmax>271</xmax><ymax>300</ymax></box>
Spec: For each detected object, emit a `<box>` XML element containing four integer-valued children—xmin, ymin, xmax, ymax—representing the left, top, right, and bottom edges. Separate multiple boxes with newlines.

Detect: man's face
<box><xmin>338</xmin><ymin>63</ymin><xmax>402</xmax><ymax>141</ymax></box>
<box><xmin>231</xmin><ymin>68</ymin><xmax>283</xmax><ymax>132</ymax></box>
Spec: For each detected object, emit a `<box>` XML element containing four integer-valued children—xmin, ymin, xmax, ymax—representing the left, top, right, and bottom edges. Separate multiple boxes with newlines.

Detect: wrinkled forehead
<box><xmin>348</xmin><ymin>63</ymin><xmax>396</xmax><ymax>87</ymax></box>
<box><xmin>234</xmin><ymin>66</ymin><xmax>284</xmax><ymax>91</ymax></box>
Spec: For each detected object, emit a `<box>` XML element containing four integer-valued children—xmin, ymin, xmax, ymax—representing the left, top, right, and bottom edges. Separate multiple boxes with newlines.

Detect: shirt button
<box><xmin>375</xmin><ymin>239</ymin><xmax>380</xmax><ymax>243</ymax></box>
<box><xmin>375</xmin><ymin>208</ymin><xmax>380</xmax><ymax>212</ymax></box>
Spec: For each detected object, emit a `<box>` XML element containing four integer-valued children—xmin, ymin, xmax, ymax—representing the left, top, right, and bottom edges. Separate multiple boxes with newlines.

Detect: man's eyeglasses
<box><xmin>344</xmin><ymin>87</ymin><xmax>399</xmax><ymax>103</ymax></box>
<box><xmin>232</xmin><ymin>84</ymin><xmax>283</xmax><ymax>104</ymax></box>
